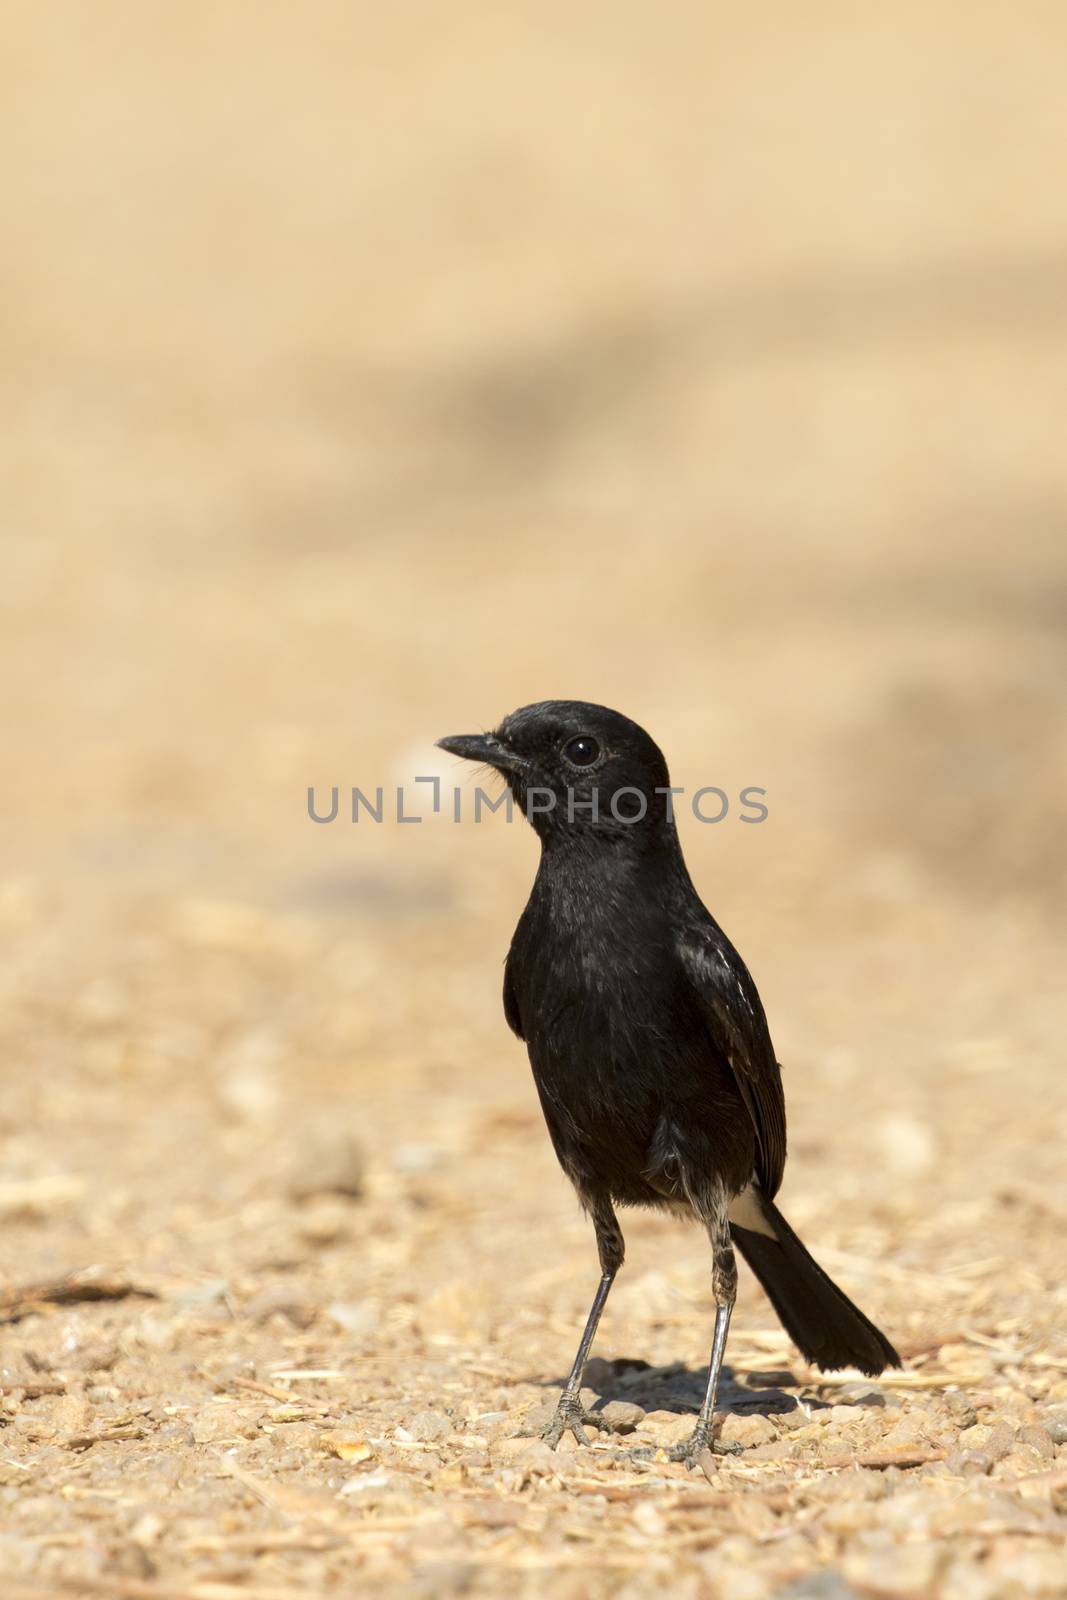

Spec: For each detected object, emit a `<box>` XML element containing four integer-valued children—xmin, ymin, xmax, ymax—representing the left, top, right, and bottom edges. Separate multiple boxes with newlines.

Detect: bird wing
<box><xmin>503</xmin><ymin>950</ymin><xmax>525</xmax><ymax>1039</ymax></box>
<box><xmin>678</xmin><ymin>927</ymin><xmax>786</xmax><ymax>1199</ymax></box>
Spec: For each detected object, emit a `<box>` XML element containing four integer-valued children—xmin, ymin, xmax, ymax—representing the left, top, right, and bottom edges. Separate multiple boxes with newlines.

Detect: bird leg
<box><xmin>665</xmin><ymin>1199</ymin><xmax>741</xmax><ymax>1465</ymax></box>
<box><xmin>630</xmin><ymin>1193</ymin><xmax>742</xmax><ymax>1467</ymax></box>
<box><xmin>542</xmin><ymin>1199</ymin><xmax>624</xmax><ymax>1450</ymax></box>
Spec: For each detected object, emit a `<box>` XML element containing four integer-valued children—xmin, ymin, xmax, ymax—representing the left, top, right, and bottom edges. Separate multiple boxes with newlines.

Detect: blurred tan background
<box><xmin>2</xmin><ymin>5</ymin><xmax>1067</xmax><ymax>1595</ymax></box>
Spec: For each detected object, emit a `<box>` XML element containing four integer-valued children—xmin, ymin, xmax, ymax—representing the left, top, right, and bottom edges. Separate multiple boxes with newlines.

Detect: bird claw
<box><xmin>541</xmin><ymin>1395</ymin><xmax>609</xmax><ymax>1450</ymax></box>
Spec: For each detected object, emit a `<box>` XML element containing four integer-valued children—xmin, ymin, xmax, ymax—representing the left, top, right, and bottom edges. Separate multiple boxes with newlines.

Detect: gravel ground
<box><xmin>4</xmin><ymin>6</ymin><xmax>1067</xmax><ymax>1597</ymax></box>
<box><xmin>1</xmin><ymin>873</ymin><xmax>1065</xmax><ymax>1600</ymax></box>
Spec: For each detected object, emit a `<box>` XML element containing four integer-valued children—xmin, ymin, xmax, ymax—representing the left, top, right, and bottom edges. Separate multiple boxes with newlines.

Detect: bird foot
<box><xmin>667</xmin><ymin>1433</ymin><xmax>743</xmax><ymax>1468</ymax></box>
<box><xmin>541</xmin><ymin>1393</ymin><xmax>610</xmax><ymax>1450</ymax></box>
<box><xmin>630</xmin><ymin>1427</ymin><xmax>743</xmax><ymax>1469</ymax></box>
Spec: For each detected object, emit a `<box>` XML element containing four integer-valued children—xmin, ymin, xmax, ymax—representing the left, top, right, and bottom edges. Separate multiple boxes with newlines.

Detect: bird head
<box><xmin>437</xmin><ymin>700</ymin><xmax>674</xmax><ymax>846</ymax></box>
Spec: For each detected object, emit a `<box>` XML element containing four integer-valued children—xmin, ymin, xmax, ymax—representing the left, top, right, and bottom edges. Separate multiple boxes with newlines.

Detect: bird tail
<box><xmin>729</xmin><ymin>1188</ymin><xmax>901</xmax><ymax>1376</ymax></box>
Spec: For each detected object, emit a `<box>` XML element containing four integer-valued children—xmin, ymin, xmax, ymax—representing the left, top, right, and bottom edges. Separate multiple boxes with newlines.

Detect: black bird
<box><xmin>438</xmin><ymin>701</ymin><xmax>899</xmax><ymax>1465</ymax></box>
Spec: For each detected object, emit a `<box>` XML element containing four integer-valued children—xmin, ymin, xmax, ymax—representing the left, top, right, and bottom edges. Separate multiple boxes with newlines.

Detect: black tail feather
<box><xmin>731</xmin><ymin>1195</ymin><xmax>900</xmax><ymax>1376</ymax></box>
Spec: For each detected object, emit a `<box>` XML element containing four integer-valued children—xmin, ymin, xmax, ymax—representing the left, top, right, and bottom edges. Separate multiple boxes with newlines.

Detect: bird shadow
<box><xmin>535</xmin><ymin>1356</ymin><xmax>805</xmax><ymax>1420</ymax></box>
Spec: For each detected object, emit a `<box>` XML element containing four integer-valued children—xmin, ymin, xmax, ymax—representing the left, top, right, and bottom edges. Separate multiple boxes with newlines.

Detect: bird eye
<box><xmin>562</xmin><ymin>734</ymin><xmax>600</xmax><ymax>768</ymax></box>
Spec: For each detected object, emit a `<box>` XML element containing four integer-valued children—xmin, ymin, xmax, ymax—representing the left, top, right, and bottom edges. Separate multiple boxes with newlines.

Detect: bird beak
<box><xmin>436</xmin><ymin>732</ymin><xmax>523</xmax><ymax>774</ymax></box>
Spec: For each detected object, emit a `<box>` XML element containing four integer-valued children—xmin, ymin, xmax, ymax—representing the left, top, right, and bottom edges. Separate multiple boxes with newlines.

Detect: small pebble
<box><xmin>1040</xmin><ymin>1406</ymin><xmax>1067</xmax><ymax>1445</ymax></box>
<box><xmin>834</xmin><ymin>1382</ymin><xmax>885</xmax><ymax>1408</ymax></box>
<box><xmin>393</xmin><ymin>1143</ymin><xmax>446</xmax><ymax>1175</ymax></box>
<box><xmin>640</xmin><ymin>1414</ymin><xmax>693</xmax><ymax>1447</ymax></box>
<box><xmin>745</xmin><ymin>1439</ymin><xmax>800</xmax><ymax>1461</ymax></box>
<box><xmin>286</xmin><ymin>1123</ymin><xmax>365</xmax><ymax>1201</ymax></box>
<box><xmin>779</xmin><ymin>1571</ymin><xmax>860</xmax><ymax>1600</ymax></box>
<box><xmin>190</xmin><ymin>1407</ymin><xmax>239</xmax><ymax>1445</ymax></box>
<box><xmin>719</xmin><ymin>1413</ymin><xmax>777</xmax><ymax>1447</ymax></box>
<box><xmin>242</xmin><ymin>1286</ymin><xmax>318</xmax><ymax>1328</ymax></box>
<box><xmin>319</xmin><ymin>1429</ymin><xmax>373</xmax><ymax>1462</ymax></box>
<box><xmin>326</xmin><ymin>1301</ymin><xmax>378</xmax><ymax>1337</ymax></box>
<box><xmin>1016</xmin><ymin>1424</ymin><xmax>1055</xmax><ymax>1460</ymax></box>
<box><xmin>268</xmin><ymin>1421</ymin><xmax>318</xmax><ymax>1450</ymax></box>
<box><xmin>406</xmin><ymin>1410</ymin><xmax>453</xmax><ymax>1444</ymax></box>
<box><xmin>338</xmin><ymin>1471</ymin><xmax>394</xmax><ymax>1499</ymax></box>
<box><xmin>881</xmin><ymin>1416</ymin><xmax>928</xmax><ymax>1449</ymax></box>
<box><xmin>997</xmin><ymin>1446</ymin><xmax>1044</xmax><ymax>1475</ymax></box>
<box><xmin>944</xmin><ymin>1390</ymin><xmax>978</xmax><ymax>1428</ymax></box>
<box><xmin>492</xmin><ymin>1436</ymin><xmax>556</xmax><ymax>1472</ymax></box>
<box><xmin>170</xmin><ymin>1279</ymin><xmax>230</xmax><ymax>1313</ymax></box>
<box><xmin>983</xmin><ymin>1422</ymin><xmax>1018</xmax><ymax>1462</ymax></box>
<box><xmin>944</xmin><ymin>1448</ymin><xmax>993</xmax><ymax>1476</ymax></box>
<box><xmin>296</xmin><ymin>1200</ymin><xmax>350</xmax><ymax>1244</ymax></box>
<box><xmin>776</xmin><ymin>1404</ymin><xmax>814</xmax><ymax>1431</ymax></box>
<box><xmin>595</xmin><ymin>1400</ymin><xmax>645</xmax><ymax>1434</ymax></box>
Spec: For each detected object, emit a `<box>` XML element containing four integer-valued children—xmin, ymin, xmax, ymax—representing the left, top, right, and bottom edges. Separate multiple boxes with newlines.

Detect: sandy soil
<box><xmin>3</xmin><ymin>5</ymin><xmax>1067</xmax><ymax>1597</ymax></box>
